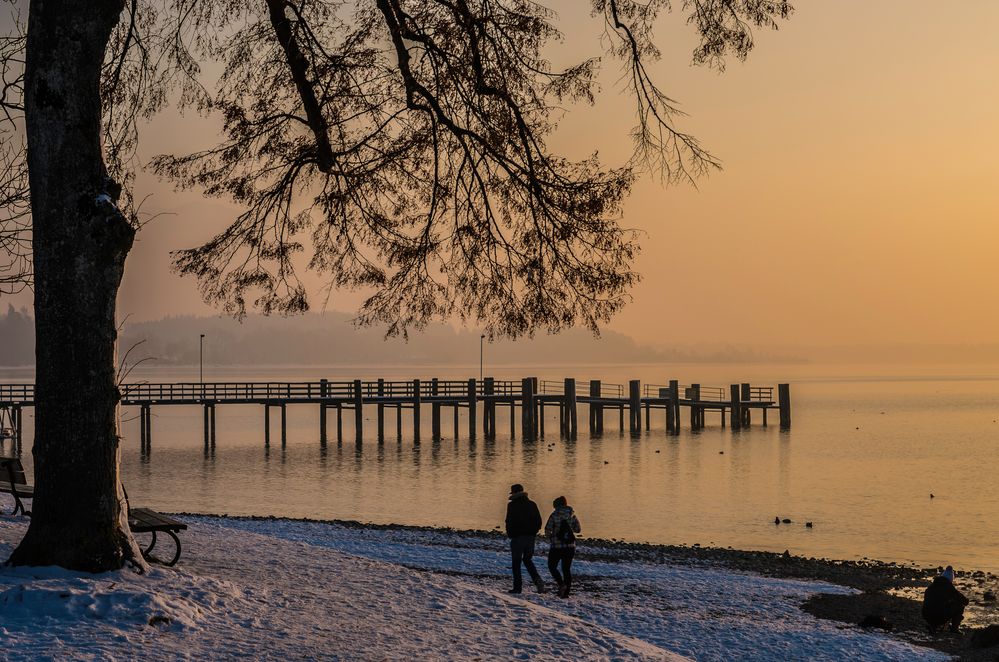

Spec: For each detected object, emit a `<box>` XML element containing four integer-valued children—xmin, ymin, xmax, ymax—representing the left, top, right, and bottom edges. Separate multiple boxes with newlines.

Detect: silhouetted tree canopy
<box><xmin>3</xmin><ymin>0</ymin><xmax>792</xmax><ymax>336</ymax></box>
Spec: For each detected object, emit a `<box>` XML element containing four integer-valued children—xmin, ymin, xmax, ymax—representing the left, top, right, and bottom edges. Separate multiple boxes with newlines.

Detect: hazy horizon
<box><xmin>8</xmin><ymin>306</ymin><xmax>999</xmax><ymax>368</ymax></box>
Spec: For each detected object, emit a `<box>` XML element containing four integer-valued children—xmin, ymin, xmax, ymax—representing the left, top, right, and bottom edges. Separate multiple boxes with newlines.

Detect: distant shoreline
<box><xmin>171</xmin><ymin>511</ymin><xmax>986</xmax><ymax>586</ymax></box>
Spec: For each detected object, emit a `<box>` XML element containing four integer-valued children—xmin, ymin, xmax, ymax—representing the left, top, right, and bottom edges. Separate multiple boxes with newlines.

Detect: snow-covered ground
<box><xmin>0</xmin><ymin>499</ymin><xmax>946</xmax><ymax>661</ymax></box>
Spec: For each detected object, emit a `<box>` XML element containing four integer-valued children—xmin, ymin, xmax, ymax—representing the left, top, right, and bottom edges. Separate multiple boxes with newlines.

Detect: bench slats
<box><xmin>0</xmin><ymin>457</ymin><xmax>28</xmax><ymax>487</ymax></box>
<box><xmin>129</xmin><ymin>507</ymin><xmax>187</xmax><ymax>532</ymax></box>
<box><xmin>0</xmin><ymin>481</ymin><xmax>32</xmax><ymax>496</ymax></box>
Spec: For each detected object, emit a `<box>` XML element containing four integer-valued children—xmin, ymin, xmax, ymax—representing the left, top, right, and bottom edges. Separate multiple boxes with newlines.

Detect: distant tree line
<box><xmin>0</xmin><ymin>307</ymin><xmax>802</xmax><ymax>368</ymax></box>
<box><xmin>0</xmin><ymin>304</ymin><xmax>32</xmax><ymax>365</ymax></box>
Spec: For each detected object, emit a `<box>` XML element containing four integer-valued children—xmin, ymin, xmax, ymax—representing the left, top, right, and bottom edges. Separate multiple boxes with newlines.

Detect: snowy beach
<box><xmin>0</xmin><ymin>498</ymin><xmax>956</xmax><ymax>661</ymax></box>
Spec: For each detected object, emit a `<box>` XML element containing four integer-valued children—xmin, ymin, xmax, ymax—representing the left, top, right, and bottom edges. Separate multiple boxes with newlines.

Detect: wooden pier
<box><xmin>0</xmin><ymin>378</ymin><xmax>791</xmax><ymax>449</ymax></box>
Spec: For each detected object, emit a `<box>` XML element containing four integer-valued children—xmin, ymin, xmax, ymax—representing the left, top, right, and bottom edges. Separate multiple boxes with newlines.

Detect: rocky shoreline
<box><xmin>182</xmin><ymin>512</ymin><xmax>999</xmax><ymax>660</ymax></box>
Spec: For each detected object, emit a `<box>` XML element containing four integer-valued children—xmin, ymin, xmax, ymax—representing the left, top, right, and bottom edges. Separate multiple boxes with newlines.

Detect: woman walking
<box><xmin>544</xmin><ymin>496</ymin><xmax>581</xmax><ymax>598</ymax></box>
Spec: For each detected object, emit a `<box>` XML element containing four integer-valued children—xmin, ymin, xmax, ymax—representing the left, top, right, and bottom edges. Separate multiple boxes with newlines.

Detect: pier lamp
<box><xmin>199</xmin><ymin>334</ymin><xmax>205</xmax><ymax>388</ymax></box>
<box><xmin>479</xmin><ymin>334</ymin><xmax>486</xmax><ymax>382</ymax></box>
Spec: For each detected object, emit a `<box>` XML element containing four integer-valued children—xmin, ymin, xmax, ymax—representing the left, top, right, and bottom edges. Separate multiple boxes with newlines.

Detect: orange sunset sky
<box><xmin>8</xmin><ymin>1</ymin><xmax>998</xmax><ymax>352</ymax></box>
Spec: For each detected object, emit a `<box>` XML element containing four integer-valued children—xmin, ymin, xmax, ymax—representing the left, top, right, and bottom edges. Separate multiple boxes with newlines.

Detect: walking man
<box><xmin>505</xmin><ymin>484</ymin><xmax>545</xmax><ymax>594</ymax></box>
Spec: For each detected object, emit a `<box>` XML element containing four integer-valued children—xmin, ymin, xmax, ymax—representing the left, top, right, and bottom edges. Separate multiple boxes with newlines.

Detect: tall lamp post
<box><xmin>199</xmin><ymin>334</ymin><xmax>205</xmax><ymax>391</ymax></box>
<box><xmin>479</xmin><ymin>334</ymin><xmax>486</xmax><ymax>381</ymax></box>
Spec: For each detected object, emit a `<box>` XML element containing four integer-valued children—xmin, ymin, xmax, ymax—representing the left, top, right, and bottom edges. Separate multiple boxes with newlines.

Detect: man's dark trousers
<box><xmin>510</xmin><ymin>534</ymin><xmax>542</xmax><ymax>591</ymax></box>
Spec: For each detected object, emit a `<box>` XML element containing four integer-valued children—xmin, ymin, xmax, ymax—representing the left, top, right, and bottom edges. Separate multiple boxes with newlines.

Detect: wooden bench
<box><xmin>0</xmin><ymin>457</ymin><xmax>186</xmax><ymax>566</ymax></box>
<box><xmin>128</xmin><ymin>506</ymin><xmax>188</xmax><ymax>567</ymax></box>
<box><xmin>0</xmin><ymin>456</ymin><xmax>32</xmax><ymax>517</ymax></box>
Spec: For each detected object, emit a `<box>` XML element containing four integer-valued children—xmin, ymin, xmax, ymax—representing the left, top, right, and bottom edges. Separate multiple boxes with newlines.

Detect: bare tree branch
<box><xmin>0</xmin><ymin>11</ymin><xmax>29</xmax><ymax>294</ymax></box>
<box><xmin>1</xmin><ymin>0</ymin><xmax>792</xmax><ymax>336</ymax></box>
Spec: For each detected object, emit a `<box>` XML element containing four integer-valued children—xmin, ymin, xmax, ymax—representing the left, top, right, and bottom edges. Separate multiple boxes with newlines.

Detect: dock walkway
<box><xmin>0</xmin><ymin>378</ymin><xmax>791</xmax><ymax>449</ymax></box>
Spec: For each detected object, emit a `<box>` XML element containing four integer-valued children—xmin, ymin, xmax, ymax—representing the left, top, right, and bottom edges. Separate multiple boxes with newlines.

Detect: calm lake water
<box><xmin>3</xmin><ymin>363</ymin><xmax>998</xmax><ymax>573</ymax></box>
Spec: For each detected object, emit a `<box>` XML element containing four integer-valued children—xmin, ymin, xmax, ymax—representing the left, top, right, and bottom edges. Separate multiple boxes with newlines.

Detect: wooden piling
<box><xmin>378</xmin><ymin>379</ymin><xmax>385</xmax><ymax>441</ymax></box>
<box><xmin>319</xmin><ymin>379</ymin><xmax>329</xmax><ymax>443</ymax></box>
<box><xmin>468</xmin><ymin>379</ymin><xmax>477</xmax><ymax>438</ymax></box>
<box><xmin>203</xmin><ymin>404</ymin><xmax>211</xmax><ymax>446</ymax></box>
<box><xmin>533</xmin><ymin>377</ymin><xmax>541</xmax><ymax>438</ymax></box>
<box><xmin>521</xmin><ymin>377</ymin><xmax>535</xmax><ymax>441</ymax></box>
<box><xmin>484</xmin><ymin>377</ymin><xmax>495</xmax><ymax>438</ymax></box>
<box><xmin>587</xmin><ymin>379</ymin><xmax>599</xmax><ymax>435</ymax></box>
<box><xmin>689</xmin><ymin>384</ymin><xmax>701</xmax><ymax>430</ymax></box>
<box><xmin>413</xmin><ymin>379</ymin><xmax>421</xmax><ymax>442</ymax></box>
<box><xmin>320</xmin><ymin>404</ymin><xmax>327</xmax><ymax>444</ymax></box>
<box><xmin>778</xmin><ymin>383</ymin><xmax>791</xmax><ymax>429</ymax></box>
<box><xmin>336</xmin><ymin>403</ymin><xmax>343</xmax><ymax>443</ymax></box>
<box><xmin>264</xmin><ymin>405</ymin><xmax>271</xmax><ymax>445</ymax></box>
<box><xmin>629</xmin><ymin>380</ymin><xmax>641</xmax><ymax>436</ymax></box>
<box><xmin>740</xmin><ymin>383</ymin><xmax>751</xmax><ymax>426</ymax></box>
<box><xmin>668</xmin><ymin>380</ymin><xmax>679</xmax><ymax>434</ymax></box>
<box><xmin>729</xmin><ymin>384</ymin><xmax>741</xmax><ymax>431</ymax></box>
<box><xmin>377</xmin><ymin>379</ymin><xmax>385</xmax><ymax>441</ymax></box>
<box><xmin>280</xmin><ymin>402</ymin><xmax>287</xmax><ymax>445</ymax></box>
<box><xmin>565</xmin><ymin>378</ymin><xmax>577</xmax><ymax>440</ymax></box>
<box><xmin>13</xmin><ymin>406</ymin><xmax>21</xmax><ymax>453</ymax></box>
<box><xmin>353</xmin><ymin>379</ymin><xmax>363</xmax><ymax>443</ymax></box>
<box><xmin>559</xmin><ymin>390</ymin><xmax>567</xmax><ymax>436</ymax></box>
<box><xmin>589</xmin><ymin>380</ymin><xmax>598</xmax><ymax>433</ymax></box>
<box><xmin>430</xmin><ymin>378</ymin><xmax>440</xmax><ymax>439</ymax></box>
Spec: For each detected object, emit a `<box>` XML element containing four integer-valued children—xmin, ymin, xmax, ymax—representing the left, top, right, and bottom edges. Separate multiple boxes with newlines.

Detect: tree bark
<box><xmin>7</xmin><ymin>0</ymin><xmax>143</xmax><ymax>571</ymax></box>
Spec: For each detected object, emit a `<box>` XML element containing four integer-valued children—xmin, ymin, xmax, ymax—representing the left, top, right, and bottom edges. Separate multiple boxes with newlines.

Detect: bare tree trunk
<box><xmin>7</xmin><ymin>0</ymin><xmax>142</xmax><ymax>571</ymax></box>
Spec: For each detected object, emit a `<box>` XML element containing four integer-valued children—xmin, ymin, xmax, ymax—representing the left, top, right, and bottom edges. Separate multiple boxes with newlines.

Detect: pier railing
<box><xmin>687</xmin><ymin>385</ymin><xmax>726</xmax><ymax>402</ymax></box>
<box><xmin>0</xmin><ymin>384</ymin><xmax>32</xmax><ymax>403</ymax></box>
<box><xmin>0</xmin><ymin>377</ymin><xmax>792</xmax><ymax>446</ymax></box>
<box><xmin>643</xmin><ymin>383</ymin><xmax>673</xmax><ymax>398</ymax></box>
<box><xmin>121</xmin><ymin>381</ymin><xmax>346</xmax><ymax>402</ymax></box>
<box><xmin>596</xmin><ymin>382</ymin><xmax>624</xmax><ymax>398</ymax></box>
<box><xmin>0</xmin><ymin>380</ymin><xmax>779</xmax><ymax>406</ymax></box>
<box><xmin>540</xmin><ymin>380</ymin><xmax>564</xmax><ymax>395</ymax></box>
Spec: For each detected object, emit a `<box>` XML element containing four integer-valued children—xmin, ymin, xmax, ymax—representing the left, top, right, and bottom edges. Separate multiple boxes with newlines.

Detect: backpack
<box><xmin>556</xmin><ymin>517</ymin><xmax>575</xmax><ymax>544</ymax></box>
